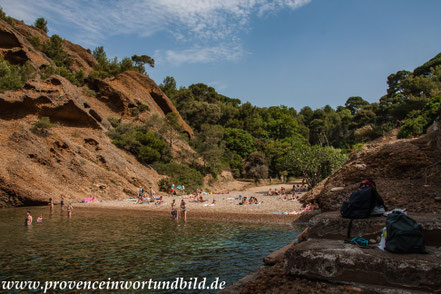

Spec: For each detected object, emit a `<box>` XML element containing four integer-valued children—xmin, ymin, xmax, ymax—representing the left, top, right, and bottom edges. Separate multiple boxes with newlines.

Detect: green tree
<box><xmin>345</xmin><ymin>96</ymin><xmax>369</xmax><ymax>115</ymax></box>
<box><xmin>223</xmin><ymin>128</ymin><xmax>257</xmax><ymax>158</ymax></box>
<box><xmin>43</xmin><ymin>35</ymin><xmax>71</xmax><ymax>67</ymax></box>
<box><xmin>159</xmin><ymin>76</ymin><xmax>178</xmax><ymax>98</ymax></box>
<box><xmin>243</xmin><ymin>152</ymin><xmax>269</xmax><ymax>183</ymax></box>
<box><xmin>131</xmin><ymin>54</ymin><xmax>154</xmax><ymax>74</ymax></box>
<box><xmin>161</xmin><ymin>112</ymin><xmax>184</xmax><ymax>148</ymax></box>
<box><xmin>34</xmin><ymin>17</ymin><xmax>48</xmax><ymax>33</ymax></box>
<box><xmin>285</xmin><ymin>144</ymin><xmax>347</xmax><ymax>187</ymax></box>
<box><xmin>193</xmin><ymin>124</ymin><xmax>225</xmax><ymax>172</ymax></box>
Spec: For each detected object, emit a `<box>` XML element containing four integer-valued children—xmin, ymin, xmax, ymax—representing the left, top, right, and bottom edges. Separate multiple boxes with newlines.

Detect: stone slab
<box><xmin>285</xmin><ymin>238</ymin><xmax>441</xmax><ymax>292</ymax></box>
<box><xmin>307</xmin><ymin>211</ymin><xmax>441</xmax><ymax>246</ymax></box>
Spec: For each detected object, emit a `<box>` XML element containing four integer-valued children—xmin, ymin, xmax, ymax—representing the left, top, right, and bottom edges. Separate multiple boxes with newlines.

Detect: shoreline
<box><xmin>72</xmin><ymin>205</ymin><xmax>303</xmax><ymax>225</ymax></box>
<box><xmin>70</xmin><ymin>183</ymin><xmax>307</xmax><ymax>225</ymax></box>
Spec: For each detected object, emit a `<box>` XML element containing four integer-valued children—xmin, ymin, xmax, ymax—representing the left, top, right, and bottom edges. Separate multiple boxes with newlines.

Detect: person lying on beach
<box><xmin>249</xmin><ymin>196</ymin><xmax>259</xmax><ymax>204</ymax></box>
<box><xmin>284</xmin><ymin>193</ymin><xmax>293</xmax><ymax>201</ymax></box>
<box><xmin>155</xmin><ymin>196</ymin><xmax>164</xmax><ymax>205</ymax></box>
<box><xmin>239</xmin><ymin>197</ymin><xmax>248</xmax><ymax>205</ymax></box>
<box><xmin>197</xmin><ymin>195</ymin><xmax>206</xmax><ymax>203</ymax></box>
<box><xmin>25</xmin><ymin>211</ymin><xmax>32</xmax><ymax>226</ymax></box>
<box><xmin>304</xmin><ymin>203</ymin><xmax>314</xmax><ymax>211</ymax></box>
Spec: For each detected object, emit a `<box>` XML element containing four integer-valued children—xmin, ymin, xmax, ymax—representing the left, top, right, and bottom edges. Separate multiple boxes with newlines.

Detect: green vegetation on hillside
<box><xmin>158</xmin><ymin>53</ymin><xmax>441</xmax><ymax>188</ymax></box>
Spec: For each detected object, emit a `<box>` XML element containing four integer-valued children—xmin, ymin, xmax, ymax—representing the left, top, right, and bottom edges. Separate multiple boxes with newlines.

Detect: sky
<box><xmin>1</xmin><ymin>0</ymin><xmax>441</xmax><ymax>110</ymax></box>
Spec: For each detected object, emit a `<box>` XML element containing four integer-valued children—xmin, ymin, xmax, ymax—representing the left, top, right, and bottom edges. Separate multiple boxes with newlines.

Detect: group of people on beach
<box><xmin>25</xmin><ymin>196</ymin><xmax>73</xmax><ymax>226</ymax></box>
<box><xmin>170</xmin><ymin>199</ymin><xmax>188</xmax><ymax>221</ymax></box>
<box><xmin>267</xmin><ymin>184</ymin><xmax>309</xmax><ymax>196</ymax></box>
<box><xmin>239</xmin><ymin>196</ymin><xmax>260</xmax><ymax>205</ymax></box>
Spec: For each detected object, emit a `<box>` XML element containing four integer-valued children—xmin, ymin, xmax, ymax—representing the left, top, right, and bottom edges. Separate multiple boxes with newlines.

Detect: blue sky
<box><xmin>2</xmin><ymin>0</ymin><xmax>441</xmax><ymax>110</ymax></box>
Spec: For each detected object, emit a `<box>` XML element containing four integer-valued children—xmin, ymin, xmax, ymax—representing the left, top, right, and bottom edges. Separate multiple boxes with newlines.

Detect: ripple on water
<box><xmin>0</xmin><ymin>207</ymin><xmax>303</xmax><ymax>292</ymax></box>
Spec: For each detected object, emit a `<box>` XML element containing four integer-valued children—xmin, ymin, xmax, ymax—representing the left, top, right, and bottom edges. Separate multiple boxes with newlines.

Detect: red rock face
<box><xmin>0</xmin><ymin>17</ymin><xmax>194</xmax><ymax>207</ymax></box>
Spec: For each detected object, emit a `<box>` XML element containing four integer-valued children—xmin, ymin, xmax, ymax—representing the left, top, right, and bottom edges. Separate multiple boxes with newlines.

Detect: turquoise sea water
<box><xmin>0</xmin><ymin>207</ymin><xmax>302</xmax><ymax>293</ymax></box>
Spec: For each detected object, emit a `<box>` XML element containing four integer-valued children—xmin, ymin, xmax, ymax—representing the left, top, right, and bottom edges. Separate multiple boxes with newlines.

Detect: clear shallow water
<box><xmin>0</xmin><ymin>207</ymin><xmax>302</xmax><ymax>293</ymax></box>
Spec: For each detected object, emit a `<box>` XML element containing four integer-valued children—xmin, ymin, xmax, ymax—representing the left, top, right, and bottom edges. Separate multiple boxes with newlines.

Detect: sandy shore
<box><xmin>73</xmin><ymin>184</ymin><xmax>305</xmax><ymax>225</ymax></box>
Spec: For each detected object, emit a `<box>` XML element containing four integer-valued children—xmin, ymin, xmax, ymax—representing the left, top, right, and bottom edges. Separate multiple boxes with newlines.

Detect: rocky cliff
<box><xmin>301</xmin><ymin>127</ymin><xmax>441</xmax><ymax>214</ymax></box>
<box><xmin>0</xmin><ymin>18</ymin><xmax>193</xmax><ymax>207</ymax></box>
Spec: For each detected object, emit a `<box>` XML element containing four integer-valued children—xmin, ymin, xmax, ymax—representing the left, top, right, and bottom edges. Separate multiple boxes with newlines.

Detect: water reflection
<box><xmin>0</xmin><ymin>207</ymin><xmax>303</xmax><ymax>293</ymax></box>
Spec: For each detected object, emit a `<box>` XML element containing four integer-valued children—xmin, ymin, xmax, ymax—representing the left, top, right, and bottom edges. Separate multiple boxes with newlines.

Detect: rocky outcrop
<box><xmin>88</xmin><ymin>71</ymin><xmax>193</xmax><ymax>136</ymax></box>
<box><xmin>0</xmin><ymin>17</ymin><xmax>195</xmax><ymax>207</ymax></box>
<box><xmin>0</xmin><ymin>75</ymin><xmax>107</xmax><ymax>129</ymax></box>
<box><xmin>7</xmin><ymin>18</ymin><xmax>96</xmax><ymax>74</ymax></box>
<box><xmin>0</xmin><ymin>18</ymin><xmax>51</xmax><ymax>68</ymax></box>
<box><xmin>301</xmin><ymin>134</ymin><xmax>441</xmax><ymax>214</ymax></box>
<box><xmin>0</xmin><ymin>121</ymin><xmax>163</xmax><ymax>207</ymax></box>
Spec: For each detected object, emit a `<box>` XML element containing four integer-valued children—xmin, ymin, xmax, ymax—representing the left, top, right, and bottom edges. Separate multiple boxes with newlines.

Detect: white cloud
<box><xmin>0</xmin><ymin>0</ymin><xmax>311</xmax><ymax>64</ymax></box>
<box><xmin>156</xmin><ymin>44</ymin><xmax>247</xmax><ymax>65</ymax></box>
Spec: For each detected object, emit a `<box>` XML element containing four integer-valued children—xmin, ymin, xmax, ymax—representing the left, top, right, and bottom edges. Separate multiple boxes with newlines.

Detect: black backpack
<box><xmin>340</xmin><ymin>187</ymin><xmax>386</xmax><ymax>219</ymax></box>
<box><xmin>385</xmin><ymin>213</ymin><xmax>426</xmax><ymax>254</ymax></box>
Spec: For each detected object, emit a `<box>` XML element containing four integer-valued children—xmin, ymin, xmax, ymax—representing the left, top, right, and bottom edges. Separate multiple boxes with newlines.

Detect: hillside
<box><xmin>0</xmin><ymin>18</ymin><xmax>193</xmax><ymax>207</ymax></box>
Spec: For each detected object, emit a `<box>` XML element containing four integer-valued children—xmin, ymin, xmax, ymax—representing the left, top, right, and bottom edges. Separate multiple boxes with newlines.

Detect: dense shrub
<box><xmin>153</xmin><ymin>162</ymin><xmax>204</xmax><ymax>192</ymax></box>
<box><xmin>28</xmin><ymin>35</ymin><xmax>42</xmax><ymax>50</ymax></box>
<box><xmin>107</xmin><ymin>122</ymin><xmax>170</xmax><ymax>164</ymax></box>
<box><xmin>31</xmin><ymin>116</ymin><xmax>55</xmax><ymax>136</ymax></box>
<box><xmin>0</xmin><ymin>59</ymin><xmax>35</xmax><ymax>92</ymax></box>
<box><xmin>40</xmin><ymin>65</ymin><xmax>85</xmax><ymax>86</ymax></box>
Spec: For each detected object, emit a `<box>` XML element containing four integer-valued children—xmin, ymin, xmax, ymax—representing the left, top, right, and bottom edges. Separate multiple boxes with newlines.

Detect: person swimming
<box><xmin>37</xmin><ymin>216</ymin><xmax>43</xmax><ymax>222</ymax></box>
<box><xmin>25</xmin><ymin>211</ymin><xmax>32</xmax><ymax>226</ymax></box>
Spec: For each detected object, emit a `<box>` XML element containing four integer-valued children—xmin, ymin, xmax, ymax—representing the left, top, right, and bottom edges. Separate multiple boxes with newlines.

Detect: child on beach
<box><xmin>180</xmin><ymin>199</ymin><xmax>187</xmax><ymax>221</ymax></box>
<box><xmin>25</xmin><ymin>211</ymin><xmax>32</xmax><ymax>226</ymax></box>
<box><xmin>67</xmin><ymin>203</ymin><xmax>73</xmax><ymax>217</ymax></box>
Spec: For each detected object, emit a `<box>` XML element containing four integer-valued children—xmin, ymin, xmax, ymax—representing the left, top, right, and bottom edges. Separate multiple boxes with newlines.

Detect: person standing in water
<box><xmin>67</xmin><ymin>203</ymin><xmax>73</xmax><ymax>217</ymax></box>
<box><xmin>60</xmin><ymin>196</ymin><xmax>64</xmax><ymax>209</ymax></box>
<box><xmin>171</xmin><ymin>199</ymin><xmax>178</xmax><ymax>220</ymax></box>
<box><xmin>25</xmin><ymin>211</ymin><xmax>33</xmax><ymax>226</ymax></box>
<box><xmin>49</xmin><ymin>198</ymin><xmax>54</xmax><ymax>209</ymax></box>
<box><xmin>180</xmin><ymin>199</ymin><xmax>187</xmax><ymax>221</ymax></box>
